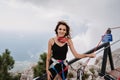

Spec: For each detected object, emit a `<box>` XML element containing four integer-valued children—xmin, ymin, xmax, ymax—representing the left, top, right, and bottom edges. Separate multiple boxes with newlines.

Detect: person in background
<box><xmin>46</xmin><ymin>21</ymin><xmax>96</xmax><ymax>80</ymax></box>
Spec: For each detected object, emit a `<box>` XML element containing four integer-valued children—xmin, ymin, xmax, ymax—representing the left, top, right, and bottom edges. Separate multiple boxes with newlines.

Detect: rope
<box><xmin>110</xmin><ymin>26</ymin><xmax>120</xmax><ymax>30</ymax></box>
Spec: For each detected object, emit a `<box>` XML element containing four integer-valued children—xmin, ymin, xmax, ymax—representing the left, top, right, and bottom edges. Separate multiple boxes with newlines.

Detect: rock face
<box><xmin>110</xmin><ymin>48</ymin><xmax>120</xmax><ymax>68</ymax></box>
<box><xmin>95</xmin><ymin>48</ymin><xmax>120</xmax><ymax>72</ymax></box>
<box><xmin>68</xmin><ymin>48</ymin><xmax>120</xmax><ymax>80</ymax></box>
<box><xmin>20</xmin><ymin>66</ymin><xmax>34</xmax><ymax>80</ymax></box>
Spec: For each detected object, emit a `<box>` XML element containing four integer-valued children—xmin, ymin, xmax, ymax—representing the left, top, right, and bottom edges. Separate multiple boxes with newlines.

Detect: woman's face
<box><xmin>57</xmin><ymin>24</ymin><xmax>67</xmax><ymax>37</ymax></box>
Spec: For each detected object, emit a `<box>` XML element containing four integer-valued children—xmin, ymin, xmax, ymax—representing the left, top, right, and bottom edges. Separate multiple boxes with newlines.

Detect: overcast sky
<box><xmin>0</xmin><ymin>0</ymin><xmax>120</xmax><ymax>71</ymax></box>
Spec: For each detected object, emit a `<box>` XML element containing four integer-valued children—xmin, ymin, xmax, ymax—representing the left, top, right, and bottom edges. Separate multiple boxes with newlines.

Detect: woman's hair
<box><xmin>55</xmin><ymin>21</ymin><xmax>71</xmax><ymax>38</ymax></box>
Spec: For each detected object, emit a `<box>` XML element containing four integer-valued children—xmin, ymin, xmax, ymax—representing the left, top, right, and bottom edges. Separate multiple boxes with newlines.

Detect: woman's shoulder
<box><xmin>67</xmin><ymin>38</ymin><xmax>73</xmax><ymax>45</ymax></box>
<box><xmin>67</xmin><ymin>38</ymin><xmax>72</xmax><ymax>42</ymax></box>
<box><xmin>48</xmin><ymin>37</ymin><xmax>55</xmax><ymax>45</ymax></box>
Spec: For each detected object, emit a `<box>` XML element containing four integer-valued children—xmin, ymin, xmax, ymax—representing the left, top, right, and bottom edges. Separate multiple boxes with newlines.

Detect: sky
<box><xmin>0</xmin><ymin>0</ymin><xmax>120</xmax><ymax>71</ymax></box>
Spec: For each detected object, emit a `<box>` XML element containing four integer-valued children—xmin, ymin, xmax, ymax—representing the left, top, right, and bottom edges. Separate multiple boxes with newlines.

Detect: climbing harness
<box><xmin>49</xmin><ymin>58</ymin><xmax>68</xmax><ymax>80</ymax></box>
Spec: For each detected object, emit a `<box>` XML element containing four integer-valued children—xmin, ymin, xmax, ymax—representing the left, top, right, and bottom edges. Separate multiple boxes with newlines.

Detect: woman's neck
<box><xmin>57</xmin><ymin>36</ymin><xmax>68</xmax><ymax>43</ymax></box>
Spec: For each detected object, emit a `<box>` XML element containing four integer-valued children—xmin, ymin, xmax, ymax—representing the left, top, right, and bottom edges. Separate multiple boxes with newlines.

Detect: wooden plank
<box><xmin>108</xmin><ymin>67</ymin><xmax>120</xmax><ymax>79</ymax></box>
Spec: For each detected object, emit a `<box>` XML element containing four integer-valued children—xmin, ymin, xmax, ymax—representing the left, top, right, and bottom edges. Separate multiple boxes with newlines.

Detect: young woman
<box><xmin>46</xmin><ymin>21</ymin><xmax>96</xmax><ymax>80</ymax></box>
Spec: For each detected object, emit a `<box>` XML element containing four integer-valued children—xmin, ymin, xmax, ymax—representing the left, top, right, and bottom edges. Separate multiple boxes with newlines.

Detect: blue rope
<box><xmin>61</xmin><ymin>61</ymin><xmax>65</xmax><ymax>80</ymax></box>
<box><xmin>52</xmin><ymin>66</ymin><xmax>58</xmax><ymax>74</ymax></box>
<box><xmin>52</xmin><ymin>61</ymin><xmax>66</xmax><ymax>80</ymax></box>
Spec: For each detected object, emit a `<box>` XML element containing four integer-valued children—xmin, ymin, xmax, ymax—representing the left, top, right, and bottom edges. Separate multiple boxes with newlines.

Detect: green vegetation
<box><xmin>0</xmin><ymin>49</ymin><xmax>20</xmax><ymax>80</ymax></box>
<box><xmin>0</xmin><ymin>49</ymin><xmax>47</xmax><ymax>80</ymax></box>
<box><xmin>33</xmin><ymin>52</ymin><xmax>47</xmax><ymax>78</ymax></box>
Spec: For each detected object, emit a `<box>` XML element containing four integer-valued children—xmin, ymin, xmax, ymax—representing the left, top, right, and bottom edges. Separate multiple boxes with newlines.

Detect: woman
<box><xmin>46</xmin><ymin>21</ymin><xmax>95</xmax><ymax>80</ymax></box>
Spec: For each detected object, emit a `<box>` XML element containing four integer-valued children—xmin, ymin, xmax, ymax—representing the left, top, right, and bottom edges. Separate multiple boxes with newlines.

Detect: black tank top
<box><xmin>52</xmin><ymin>42</ymin><xmax>68</xmax><ymax>60</ymax></box>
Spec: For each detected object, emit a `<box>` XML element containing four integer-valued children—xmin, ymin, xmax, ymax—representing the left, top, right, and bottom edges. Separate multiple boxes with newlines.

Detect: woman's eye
<box><xmin>59</xmin><ymin>28</ymin><xmax>62</xmax><ymax>30</ymax></box>
<box><xmin>63</xmin><ymin>29</ymin><xmax>66</xmax><ymax>31</ymax></box>
<box><xmin>58</xmin><ymin>28</ymin><xmax>66</xmax><ymax>31</ymax></box>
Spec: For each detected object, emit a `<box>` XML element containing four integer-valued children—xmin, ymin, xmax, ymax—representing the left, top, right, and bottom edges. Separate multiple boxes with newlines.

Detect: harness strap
<box><xmin>49</xmin><ymin>58</ymin><xmax>67</xmax><ymax>68</ymax></box>
<box><xmin>52</xmin><ymin>66</ymin><xmax>58</xmax><ymax>74</ymax></box>
<box><xmin>61</xmin><ymin>61</ymin><xmax>65</xmax><ymax>80</ymax></box>
<box><xmin>50</xmin><ymin>58</ymin><xmax>67</xmax><ymax>80</ymax></box>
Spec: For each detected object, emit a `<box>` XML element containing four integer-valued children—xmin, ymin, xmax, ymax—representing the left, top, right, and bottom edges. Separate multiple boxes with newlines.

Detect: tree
<box><xmin>33</xmin><ymin>52</ymin><xmax>47</xmax><ymax>78</ymax></box>
<box><xmin>0</xmin><ymin>49</ymin><xmax>15</xmax><ymax>80</ymax></box>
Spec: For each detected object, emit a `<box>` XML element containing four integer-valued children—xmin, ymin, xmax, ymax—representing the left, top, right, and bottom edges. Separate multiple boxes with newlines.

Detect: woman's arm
<box><xmin>46</xmin><ymin>39</ymin><xmax>53</xmax><ymax>80</ymax></box>
<box><xmin>68</xmin><ymin>39</ymin><xmax>95</xmax><ymax>58</ymax></box>
<box><xmin>46</xmin><ymin>39</ymin><xmax>52</xmax><ymax>71</ymax></box>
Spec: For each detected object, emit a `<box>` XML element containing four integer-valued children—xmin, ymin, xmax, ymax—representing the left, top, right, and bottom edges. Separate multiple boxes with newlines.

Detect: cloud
<box><xmin>17</xmin><ymin>0</ymin><xmax>120</xmax><ymax>25</ymax></box>
<box><xmin>1</xmin><ymin>0</ymin><xmax>120</xmax><ymax>34</ymax></box>
<box><xmin>0</xmin><ymin>0</ymin><xmax>60</xmax><ymax>33</ymax></box>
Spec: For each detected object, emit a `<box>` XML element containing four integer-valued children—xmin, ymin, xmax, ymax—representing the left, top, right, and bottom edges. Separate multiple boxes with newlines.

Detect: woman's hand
<box><xmin>46</xmin><ymin>70</ymin><xmax>52</xmax><ymax>80</ymax></box>
<box><xmin>89</xmin><ymin>53</ymin><xmax>96</xmax><ymax>58</ymax></box>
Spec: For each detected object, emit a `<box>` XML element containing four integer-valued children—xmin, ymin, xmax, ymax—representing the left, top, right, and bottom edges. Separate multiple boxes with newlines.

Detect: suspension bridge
<box><xmin>34</xmin><ymin>27</ymin><xmax>120</xmax><ymax>80</ymax></box>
